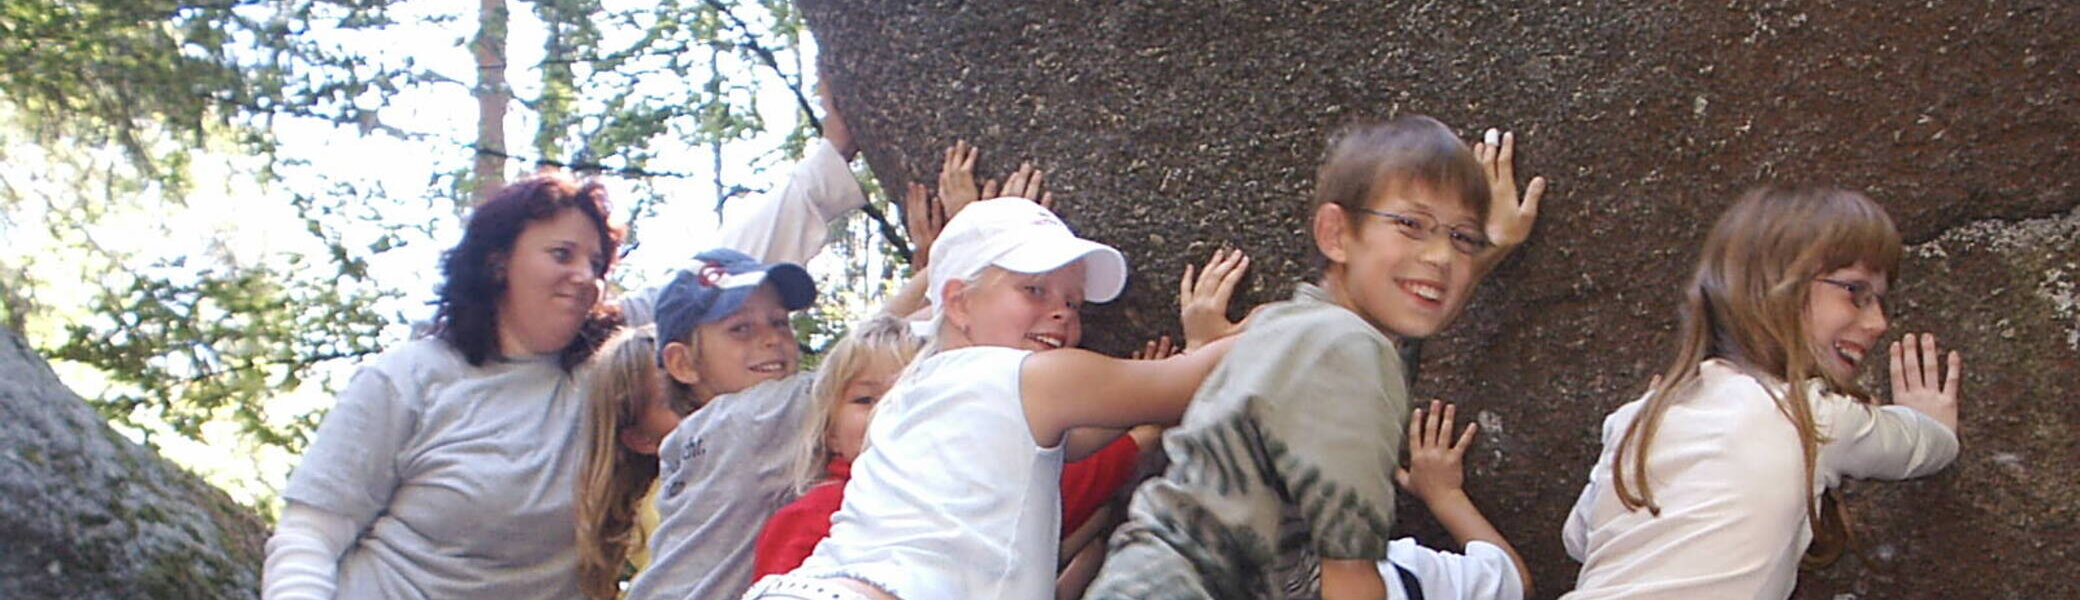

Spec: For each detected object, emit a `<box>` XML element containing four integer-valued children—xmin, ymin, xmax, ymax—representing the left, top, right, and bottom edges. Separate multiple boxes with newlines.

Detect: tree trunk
<box><xmin>0</xmin><ymin>327</ymin><xmax>268</xmax><ymax>599</ymax></box>
<box><xmin>798</xmin><ymin>2</ymin><xmax>2079</xmax><ymax>598</ymax></box>
<box><xmin>472</xmin><ymin>0</ymin><xmax>511</xmax><ymax>206</ymax></box>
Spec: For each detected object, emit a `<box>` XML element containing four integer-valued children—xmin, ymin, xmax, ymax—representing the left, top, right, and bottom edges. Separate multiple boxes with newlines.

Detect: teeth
<box><xmin>1405</xmin><ymin>282</ymin><xmax>1443</xmax><ymax>301</ymax></box>
<box><xmin>1835</xmin><ymin>343</ymin><xmax>1864</xmax><ymax>364</ymax></box>
<box><xmin>1028</xmin><ymin>334</ymin><xmax>1065</xmax><ymax>349</ymax></box>
<box><xmin>751</xmin><ymin>362</ymin><xmax>784</xmax><ymax>373</ymax></box>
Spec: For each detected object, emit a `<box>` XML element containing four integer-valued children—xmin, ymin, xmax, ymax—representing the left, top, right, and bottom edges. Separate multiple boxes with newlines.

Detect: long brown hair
<box><xmin>1613</xmin><ymin>186</ymin><xmax>1902</xmax><ymax>567</ymax></box>
<box><xmin>575</xmin><ymin>325</ymin><xmax>677</xmax><ymax>599</ymax></box>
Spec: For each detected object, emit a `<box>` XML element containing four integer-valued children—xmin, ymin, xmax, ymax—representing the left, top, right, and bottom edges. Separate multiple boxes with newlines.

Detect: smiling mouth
<box><xmin>1833</xmin><ymin>341</ymin><xmax>1867</xmax><ymax>368</ymax></box>
<box><xmin>749</xmin><ymin>360</ymin><xmax>786</xmax><ymax>374</ymax></box>
<box><xmin>1026</xmin><ymin>333</ymin><xmax>1066</xmax><ymax>349</ymax></box>
<box><xmin>1397</xmin><ymin>279</ymin><xmax>1445</xmax><ymax>305</ymax></box>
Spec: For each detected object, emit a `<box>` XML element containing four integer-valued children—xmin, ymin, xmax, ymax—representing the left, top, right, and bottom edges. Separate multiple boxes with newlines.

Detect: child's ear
<box><xmin>619</xmin><ymin>428</ymin><xmax>663</xmax><ymax>456</ymax></box>
<box><xmin>661</xmin><ymin>341</ymin><xmax>701</xmax><ymax>387</ymax></box>
<box><xmin>940</xmin><ymin>279</ymin><xmax>972</xmax><ymax>331</ymax></box>
<box><xmin>1313</xmin><ymin>203</ymin><xmax>1352</xmax><ymax>265</ymax></box>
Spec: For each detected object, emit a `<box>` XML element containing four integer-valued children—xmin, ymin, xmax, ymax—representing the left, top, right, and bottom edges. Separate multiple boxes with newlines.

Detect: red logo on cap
<box><xmin>696</xmin><ymin>263</ymin><xmax>728</xmax><ymax>287</ymax></box>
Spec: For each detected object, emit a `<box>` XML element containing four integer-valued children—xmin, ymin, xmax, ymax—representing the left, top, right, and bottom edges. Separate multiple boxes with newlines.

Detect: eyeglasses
<box><xmin>1816</xmin><ymin>278</ymin><xmax>1885</xmax><ymax>310</ymax></box>
<box><xmin>1350</xmin><ymin>207</ymin><xmax>1494</xmax><ymax>256</ymax></box>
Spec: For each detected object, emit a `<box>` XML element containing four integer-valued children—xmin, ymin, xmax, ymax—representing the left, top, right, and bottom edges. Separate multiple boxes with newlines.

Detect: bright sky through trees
<box><xmin>1</xmin><ymin>0</ymin><xmax>907</xmax><ymax>514</ymax></box>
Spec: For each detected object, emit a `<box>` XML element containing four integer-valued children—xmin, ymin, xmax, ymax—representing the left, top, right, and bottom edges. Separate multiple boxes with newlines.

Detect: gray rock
<box><xmin>800</xmin><ymin>1</ymin><xmax>2078</xmax><ymax>597</ymax></box>
<box><xmin>0</xmin><ymin>327</ymin><xmax>264</xmax><ymax>599</ymax></box>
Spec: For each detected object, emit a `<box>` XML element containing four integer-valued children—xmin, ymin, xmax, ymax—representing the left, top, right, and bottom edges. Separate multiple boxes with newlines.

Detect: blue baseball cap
<box><xmin>652</xmin><ymin>248</ymin><xmax>817</xmax><ymax>365</ymax></box>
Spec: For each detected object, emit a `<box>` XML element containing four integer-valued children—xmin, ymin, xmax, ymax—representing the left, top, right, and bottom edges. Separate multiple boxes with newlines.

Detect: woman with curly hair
<box><xmin>263</xmin><ymin>173</ymin><xmax>624</xmax><ymax>600</ymax></box>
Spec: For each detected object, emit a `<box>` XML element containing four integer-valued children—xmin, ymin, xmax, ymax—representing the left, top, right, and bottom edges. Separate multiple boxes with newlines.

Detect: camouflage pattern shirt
<box><xmin>1088</xmin><ymin>283</ymin><xmax>1412</xmax><ymax>600</ymax></box>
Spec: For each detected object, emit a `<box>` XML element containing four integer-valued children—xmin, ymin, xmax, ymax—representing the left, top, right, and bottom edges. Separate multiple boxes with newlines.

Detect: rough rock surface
<box><xmin>0</xmin><ymin>327</ymin><xmax>266</xmax><ymax>599</ymax></box>
<box><xmin>801</xmin><ymin>1</ymin><xmax>2077</xmax><ymax>597</ymax></box>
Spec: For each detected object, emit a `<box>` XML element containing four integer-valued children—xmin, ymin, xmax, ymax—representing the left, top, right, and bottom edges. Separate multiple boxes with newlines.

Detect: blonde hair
<box><xmin>575</xmin><ymin>325</ymin><xmax>678</xmax><ymax>600</ymax></box>
<box><xmin>783</xmin><ymin>314</ymin><xmax>924</xmax><ymax>494</ymax></box>
<box><xmin>1614</xmin><ymin>186</ymin><xmax>1902</xmax><ymax>568</ymax></box>
<box><xmin>909</xmin><ymin>267</ymin><xmax>1001</xmax><ymax>374</ymax></box>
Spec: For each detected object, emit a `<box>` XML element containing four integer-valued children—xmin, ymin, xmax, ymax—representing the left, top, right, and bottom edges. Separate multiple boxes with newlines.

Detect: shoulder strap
<box><xmin>1393</xmin><ymin>562</ymin><xmax>1425</xmax><ymax>600</ymax></box>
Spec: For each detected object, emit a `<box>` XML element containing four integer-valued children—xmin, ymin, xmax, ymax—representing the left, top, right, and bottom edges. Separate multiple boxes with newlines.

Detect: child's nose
<box><xmin>1860</xmin><ymin>302</ymin><xmax>1889</xmax><ymax>334</ymax></box>
<box><xmin>1419</xmin><ymin>232</ymin><xmax>1456</xmax><ymax>264</ymax></box>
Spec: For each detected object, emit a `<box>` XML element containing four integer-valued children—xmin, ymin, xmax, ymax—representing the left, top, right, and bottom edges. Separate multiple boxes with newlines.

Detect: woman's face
<box><xmin>825</xmin><ymin>355</ymin><xmax>902</xmax><ymax>464</ymax></box>
<box><xmin>495</xmin><ymin>208</ymin><xmax>606</xmax><ymax>357</ymax></box>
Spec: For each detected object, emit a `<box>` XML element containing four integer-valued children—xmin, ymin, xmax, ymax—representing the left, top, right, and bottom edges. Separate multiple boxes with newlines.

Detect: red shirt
<box><xmin>751</xmin><ymin>435</ymin><xmax>1143</xmax><ymax>578</ymax></box>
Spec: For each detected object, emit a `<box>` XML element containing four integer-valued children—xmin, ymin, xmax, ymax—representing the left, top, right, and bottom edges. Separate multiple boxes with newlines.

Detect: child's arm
<box><xmin>1396</xmin><ymin>400</ymin><xmax>1533</xmax><ymax>596</ymax></box>
<box><xmin>1321</xmin><ymin>559</ymin><xmax>1387</xmax><ymax>600</ymax></box>
<box><xmin>1822</xmin><ymin>332</ymin><xmax>1963</xmax><ymax>480</ymax></box>
<box><xmin>1051</xmin><ymin>338</ymin><xmax>1183</xmax><ymax>459</ymax></box>
<box><xmin>1020</xmin><ymin>337</ymin><xmax>1236</xmax><ymax>447</ymax></box>
<box><xmin>714</xmin><ymin>76</ymin><xmax>868</xmax><ymax>265</ymax></box>
<box><xmin>1469</xmin><ymin>128</ymin><xmax>1546</xmax><ymax>279</ymax></box>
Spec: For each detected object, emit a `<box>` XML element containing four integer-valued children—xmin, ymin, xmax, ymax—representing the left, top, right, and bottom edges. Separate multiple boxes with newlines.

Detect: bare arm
<box><xmin>1061</xmin><ymin>427</ymin><xmax>1128</xmax><ymax>462</ymax></box>
<box><xmin>1321</xmin><ymin>558</ymin><xmax>1387</xmax><ymax>600</ymax></box>
<box><xmin>1055</xmin><ymin>505</ymin><xmax>1119</xmax><ymax>600</ymax></box>
<box><xmin>1397</xmin><ymin>401</ymin><xmax>1532</xmax><ymax>595</ymax></box>
<box><xmin>881</xmin><ymin>271</ymin><xmax>930</xmax><ymax>320</ymax></box>
<box><xmin>1020</xmin><ymin>337</ymin><xmax>1234</xmax><ymax>446</ymax></box>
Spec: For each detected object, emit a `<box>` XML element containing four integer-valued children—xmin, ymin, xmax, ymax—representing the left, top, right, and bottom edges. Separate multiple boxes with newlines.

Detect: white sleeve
<box><xmin>714</xmin><ymin>138</ymin><xmax>868</xmax><ymax>265</ymax></box>
<box><xmin>263</xmin><ymin>502</ymin><xmax>359</xmax><ymax>600</ymax></box>
<box><xmin>1383</xmin><ymin>538</ymin><xmax>1525</xmax><ymax>600</ymax></box>
<box><xmin>617</xmin><ymin>286</ymin><xmax>660</xmax><ymax>327</ymax></box>
<box><xmin>1815</xmin><ymin>394</ymin><xmax>1960</xmax><ymax>483</ymax></box>
<box><xmin>1565</xmin><ymin>408</ymin><xmax>1625</xmax><ymax>562</ymax></box>
<box><xmin>1563</xmin><ymin>480</ymin><xmax>1595</xmax><ymax>562</ymax></box>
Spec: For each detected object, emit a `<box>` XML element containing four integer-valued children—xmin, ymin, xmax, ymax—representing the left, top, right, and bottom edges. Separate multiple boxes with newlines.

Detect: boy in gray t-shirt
<box><xmin>622</xmin><ymin>247</ymin><xmax>821</xmax><ymax>600</ymax></box>
<box><xmin>627</xmin><ymin>372</ymin><xmax>817</xmax><ymax>600</ymax></box>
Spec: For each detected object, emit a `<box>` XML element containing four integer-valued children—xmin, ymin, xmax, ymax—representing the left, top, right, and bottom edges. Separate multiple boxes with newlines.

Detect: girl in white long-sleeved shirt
<box><xmin>1562</xmin><ymin>186</ymin><xmax>1962</xmax><ymax>600</ymax></box>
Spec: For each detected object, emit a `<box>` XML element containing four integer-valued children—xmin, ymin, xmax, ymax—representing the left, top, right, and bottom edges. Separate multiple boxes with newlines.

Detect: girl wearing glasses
<box><xmin>1561</xmin><ymin>186</ymin><xmax>1963</xmax><ymax>599</ymax></box>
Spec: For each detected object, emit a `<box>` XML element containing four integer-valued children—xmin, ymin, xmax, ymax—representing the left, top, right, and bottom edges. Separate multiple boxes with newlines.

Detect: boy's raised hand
<box><xmin>1889</xmin><ymin>332</ymin><xmax>1963</xmax><ymax>432</ymax></box>
<box><xmin>1178</xmin><ymin>248</ymin><xmax>1253</xmax><ymax>350</ymax></box>
<box><xmin>1395</xmin><ymin>400</ymin><xmax>1480</xmax><ymax>506</ymax></box>
<box><xmin>1472</xmin><ymin>128</ymin><xmax>1546</xmax><ymax>258</ymax></box>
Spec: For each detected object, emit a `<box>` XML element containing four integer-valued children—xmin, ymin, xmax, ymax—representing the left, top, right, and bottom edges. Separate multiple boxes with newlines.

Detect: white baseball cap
<box><xmin>925</xmin><ymin>197</ymin><xmax>1128</xmax><ymax>322</ymax></box>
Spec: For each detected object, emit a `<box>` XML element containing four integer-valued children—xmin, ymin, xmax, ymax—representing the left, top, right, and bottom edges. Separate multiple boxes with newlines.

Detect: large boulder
<box><xmin>0</xmin><ymin>327</ymin><xmax>266</xmax><ymax>599</ymax></box>
<box><xmin>801</xmin><ymin>1</ymin><xmax>2077</xmax><ymax>597</ymax></box>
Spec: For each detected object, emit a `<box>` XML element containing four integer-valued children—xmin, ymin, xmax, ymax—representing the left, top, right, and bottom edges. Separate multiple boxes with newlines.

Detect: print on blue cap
<box><xmin>652</xmin><ymin>248</ymin><xmax>817</xmax><ymax>365</ymax></box>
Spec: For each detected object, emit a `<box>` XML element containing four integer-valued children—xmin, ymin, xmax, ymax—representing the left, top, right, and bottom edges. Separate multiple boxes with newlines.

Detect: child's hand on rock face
<box><xmin>1396</xmin><ymin>400</ymin><xmax>1479</xmax><ymax>507</ymax></box>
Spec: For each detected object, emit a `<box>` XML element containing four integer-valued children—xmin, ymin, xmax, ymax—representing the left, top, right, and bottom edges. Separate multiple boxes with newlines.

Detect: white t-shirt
<box><xmin>628</xmin><ymin>373</ymin><xmax>819</xmax><ymax>600</ymax></box>
<box><xmin>1562</xmin><ymin>359</ymin><xmax>1959</xmax><ymax>599</ymax></box>
<box><xmin>1381</xmin><ymin>539</ymin><xmax>1525</xmax><ymax>600</ymax></box>
<box><xmin>278</xmin><ymin>339</ymin><xmax>585</xmax><ymax>600</ymax></box>
<box><xmin>792</xmin><ymin>346</ymin><xmax>1065</xmax><ymax>600</ymax></box>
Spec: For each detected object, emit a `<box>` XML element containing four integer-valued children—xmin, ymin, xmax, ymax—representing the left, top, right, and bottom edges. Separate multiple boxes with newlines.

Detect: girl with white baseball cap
<box><xmin>743</xmin><ymin>196</ymin><xmax>1239</xmax><ymax>600</ymax></box>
